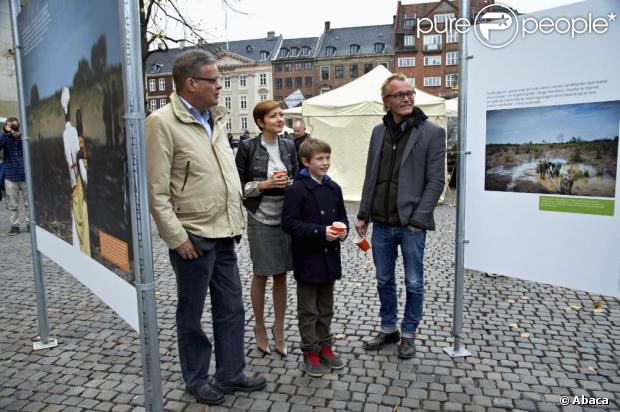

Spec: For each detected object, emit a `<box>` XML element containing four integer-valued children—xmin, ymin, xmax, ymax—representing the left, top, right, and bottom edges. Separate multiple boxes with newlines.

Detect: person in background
<box><xmin>0</xmin><ymin>117</ymin><xmax>28</xmax><ymax>235</ymax></box>
<box><xmin>292</xmin><ymin>119</ymin><xmax>310</xmax><ymax>169</ymax></box>
<box><xmin>236</xmin><ymin>100</ymin><xmax>297</xmax><ymax>358</ymax></box>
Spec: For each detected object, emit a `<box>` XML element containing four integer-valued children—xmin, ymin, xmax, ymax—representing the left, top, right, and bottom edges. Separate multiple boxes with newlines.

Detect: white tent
<box><xmin>300</xmin><ymin>65</ymin><xmax>446</xmax><ymax>201</ymax></box>
<box><xmin>446</xmin><ymin>97</ymin><xmax>458</xmax><ymax>117</ymax></box>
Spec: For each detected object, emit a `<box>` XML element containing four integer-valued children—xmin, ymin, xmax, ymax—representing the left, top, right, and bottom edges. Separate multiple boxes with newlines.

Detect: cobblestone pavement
<box><xmin>0</xmin><ymin>198</ymin><xmax>618</xmax><ymax>412</ymax></box>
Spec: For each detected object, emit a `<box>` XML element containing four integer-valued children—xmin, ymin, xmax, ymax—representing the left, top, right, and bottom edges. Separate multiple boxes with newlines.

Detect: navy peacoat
<box><xmin>281</xmin><ymin>171</ymin><xmax>349</xmax><ymax>284</ymax></box>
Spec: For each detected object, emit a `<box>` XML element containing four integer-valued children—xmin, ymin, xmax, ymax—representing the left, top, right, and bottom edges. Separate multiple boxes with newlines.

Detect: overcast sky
<box><xmin>171</xmin><ymin>0</ymin><xmax>585</xmax><ymax>43</ymax></box>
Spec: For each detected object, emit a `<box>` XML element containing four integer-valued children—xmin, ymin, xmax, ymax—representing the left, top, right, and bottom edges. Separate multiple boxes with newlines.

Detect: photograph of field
<box><xmin>485</xmin><ymin>101</ymin><xmax>619</xmax><ymax>198</ymax></box>
<box><xmin>18</xmin><ymin>0</ymin><xmax>134</xmax><ymax>283</ymax></box>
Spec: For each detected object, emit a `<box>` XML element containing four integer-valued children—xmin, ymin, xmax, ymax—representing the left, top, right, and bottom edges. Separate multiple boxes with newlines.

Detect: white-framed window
<box><xmin>239</xmin><ymin>75</ymin><xmax>247</xmax><ymax>88</ymax></box>
<box><xmin>350</xmin><ymin>44</ymin><xmax>360</xmax><ymax>55</ymax></box>
<box><xmin>226</xmin><ymin>119</ymin><xmax>232</xmax><ymax>131</ymax></box>
<box><xmin>149</xmin><ymin>99</ymin><xmax>157</xmax><ymax>112</ymax></box>
<box><xmin>279</xmin><ymin>48</ymin><xmax>289</xmax><ymax>58</ymax></box>
<box><xmin>423</xmin><ymin>34</ymin><xmax>442</xmax><ymax>51</ymax></box>
<box><xmin>290</xmin><ymin>47</ymin><xmax>300</xmax><ymax>57</ymax></box>
<box><xmin>259</xmin><ymin>73</ymin><xmax>267</xmax><ymax>86</ymax></box>
<box><xmin>320</xmin><ymin>87</ymin><xmax>330</xmax><ymax>94</ymax></box>
<box><xmin>404</xmin><ymin>17</ymin><xmax>416</xmax><ymax>28</ymax></box>
<box><xmin>434</xmin><ymin>13</ymin><xmax>454</xmax><ymax>24</ymax></box>
<box><xmin>159</xmin><ymin>98</ymin><xmax>166</xmax><ymax>108</ymax></box>
<box><xmin>224</xmin><ymin>96</ymin><xmax>232</xmax><ymax>110</ymax></box>
<box><xmin>224</xmin><ymin>76</ymin><xmax>231</xmax><ymax>88</ymax></box>
<box><xmin>320</xmin><ymin>66</ymin><xmax>329</xmax><ymax>81</ymax></box>
<box><xmin>149</xmin><ymin>79</ymin><xmax>156</xmax><ymax>92</ymax></box>
<box><xmin>398</xmin><ymin>57</ymin><xmax>415</xmax><ymax>67</ymax></box>
<box><xmin>374</xmin><ymin>43</ymin><xmax>385</xmax><ymax>54</ymax></box>
<box><xmin>158</xmin><ymin>78</ymin><xmax>165</xmax><ymax>91</ymax></box>
<box><xmin>259</xmin><ymin>93</ymin><xmax>268</xmax><ymax>102</ymax></box>
<box><xmin>424</xmin><ymin>55</ymin><xmax>441</xmax><ymax>66</ymax></box>
<box><xmin>446</xmin><ymin>73</ymin><xmax>458</xmax><ymax>87</ymax></box>
<box><xmin>240</xmin><ymin>95</ymin><xmax>247</xmax><ymax>110</ymax></box>
<box><xmin>447</xmin><ymin>31</ymin><xmax>459</xmax><ymax>44</ymax></box>
<box><xmin>240</xmin><ymin>117</ymin><xmax>248</xmax><ymax>130</ymax></box>
<box><xmin>424</xmin><ymin>76</ymin><xmax>441</xmax><ymax>87</ymax></box>
<box><xmin>301</xmin><ymin>46</ymin><xmax>311</xmax><ymax>56</ymax></box>
<box><xmin>446</xmin><ymin>51</ymin><xmax>459</xmax><ymax>65</ymax></box>
<box><xmin>325</xmin><ymin>46</ymin><xmax>336</xmax><ymax>57</ymax></box>
<box><xmin>260</xmin><ymin>51</ymin><xmax>270</xmax><ymax>60</ymax></box>
<box><xmin>404</xmin><ymin>35</ymin><xmax>415</xmax><ymax>47</ymax></box>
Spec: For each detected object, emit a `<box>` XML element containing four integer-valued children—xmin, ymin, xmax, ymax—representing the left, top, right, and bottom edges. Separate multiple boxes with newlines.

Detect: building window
<box><xmin>305</xmin><ymin>76</ymin><xmax>312</xmax><ymax>87</ymax></box>
<box><xmin>260</xmin><ymin>50</ymin><xmax>270</xmax><ymax>60</ymax></box>
<box><xmin>321</xmin><ymin>66</ymin><xmax>329</xmax><ymax>80</ymax></box>
<box><xmin>423</xmin><ymin>34</ymin><xmax>442</xmax><ymax>51</ymax></box>
<box><xmin>379</xmin><ymin>62</ymin><xmax>388</xmax><ymax>68</ymax></box>
<box><xmin>304</xmin><ymin>62</ymin><xmax>312</xmax><ymax>70</ymax></box>
<box><xmin>447</xmin><ymin>31</ymin><xmax>459</xmax><ymax>44</ymax></box>
<box><xmin>259</xmin><ymin>93</ymin><xmax>267</xmax><ymax>101</ymax></box>
<box><xmin>285</xmin><ymin>77</ymin><xmax>292</xmax><ymax>88</ymax></box>
<box><xmin>446</xmin><ymin>73</ymin><xmax>458</xmax><ymax>88</ymax></box>
<box><xmin>159</xmin><ymin>98</ymin><xmax>166</xmax><ymax>108</ymax></box>
<box><xmin>284</xmin><ymin>63</ymin><xmax>292</xmax><ymax>72</ymax></box>
<box><xmin>349</xmin><ymin>64</ymin><xmax>358</xmax><ymax>78</ymax></box>
<box><xmin>424</xmin><ymin>76</ymin><xmax>441</xmax><ymax>87</ymax></box>
<box><xmin>335</xmin><ymin>65</ymin><xmax>344</xmax><ymax>79</ymax></box>
<box><xmin>320</xmin><ymin>87</ymin><xmax>330</xmax><ymax>94</ymax></box>
<box><xmin>424</xmin><ymin>55</ymin><xmax>441</xmax><ymax>66</ymax></box>
<box><xmin>404</xmin><ymin>17</ymin><xmax>416</xmax><ymax>28</ymax></box>
<box><xmin>149</xmin><ymin>79</ymin><xmax>156</xmax><ymax>92</ymax></box>
<box><xmin>434</xmin><ymin>13</ymin><xmax>454</xmax><ymax>24</ymax></box>
<box><xmin>224</xmin><ymin>76</ymin><xmax>231</xmax><ymax>88</ymax></box>
<box><xmin>295</xmin><ymin>77</ymin><xmax>302</xmax><ymax>88</ymax></box>
<box><xmin>404</xmin><ymin>35</ymin><xmax>415</xmax><ymax>47</ymax></box>
<box><xmin>275</xmin><ymin>78</ymin><xmax>282</xmax><ymax>89</ymax></box>
<box><xmin>259</xmin><ymin>73</ymin><xmax>267</xmax><ymax>86</ymax></box>
<box><xmin>301</xmin><ymin>46</ymin><xmax>311</xmax><ymax>56</ymax></box>
<box><xmin>398</xmin><ymin>57</ymin><xmax>415</xmax><ymax>67</ymax></box>
<box><xmin>275</xmin><ymin>64</ymin><xmax>282</xmax><ymax>72</ymax></box>
<box><xmin>158</xmin><ymin>78</ymin><xmax>165</xmax><ymax>91</ymax></box>
<box><xmin>295</xmin><ymin>63</ymin><xmax>302</xmax><ymax>71</ymax></box>
<box><xmin>279</xmin><ymin>48</ymin><xmax>289</xmax><ymax>58</ymax></box>
<box><xmin>446</xmin><ymin>51</ymin><xmax>459</xmax><ymax>65</ymax></box>
<box><xmin>226</xmin><ymin>119</ymin><xmax>232</xmax><ymax>131</ymax></box>
<box><xmin>290</xmin><ymin>47</ymin><xmax>300</xmax><ymax>57</ymax></box>
<box><xmin>241</xmin><ymin>117</ymin><xmax>248</xmax><ymax>130</ymax></box>
<box><xmin>349</xmin><ymin>44</ymin><xmax>360</xmax><ymax>56</ymax></box>
<box><xmin>325</xmin><ymin>46</ymin><xmax>336</xmax><ymax>57</ymax></box>
<box><xmin>224</xmin><ymin>96</ymin><xmax>231</xmax><ymax>110</ymax></box>
<box><xmin>240</xmin><ymin>95</ymin><xmax>247</xmax><ymax>110</ymax></box>
<box><xmin>149</xmin><ymin>99</ymin><xmax>157</xmax><ymax>112</ymax></box>
<box><xmin>239</xmin><ymin>75</ymin><xmax>247</xmax><ymax>88</ymax></box>
<box><xmin>374</xmin><ymin>43</ymin><xmax>385</xmax><ymax>54</ymax></box>
<box><xmin>364</xmin><ymin>64</ymin><xmax>373</xmax><ymax>73</ymax></box>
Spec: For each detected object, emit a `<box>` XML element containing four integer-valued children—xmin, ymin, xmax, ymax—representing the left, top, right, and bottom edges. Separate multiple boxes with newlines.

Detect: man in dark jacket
<box><xmin>0</xmin><ymin>117</ymin><xmax>28</xmax><ymax>235</ymax></box>
<box><xmin>292</xmin><ymin>119</ymin><xmax>310</xmax><ymax>169</ymax></box>
<box><xmin>355</xmin><ymin>73</ymin><xmax>445</xmax><ymax>359</ymax></box>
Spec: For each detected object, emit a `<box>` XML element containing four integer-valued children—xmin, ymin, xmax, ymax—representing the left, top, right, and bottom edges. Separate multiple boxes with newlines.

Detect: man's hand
<box><xmin>175</xmin><ymin>238</ymin><xmax>203</xmax><ymax>260</ymax></box>
<box><xmin>354</xmin><ymin>218</ymin><xmax>367</xmax><ymax>238</ymax></box>
<box><xmin>326</xmin><ymin>226</ymin><xmax>339</xmax><ymax>242</ymax></box>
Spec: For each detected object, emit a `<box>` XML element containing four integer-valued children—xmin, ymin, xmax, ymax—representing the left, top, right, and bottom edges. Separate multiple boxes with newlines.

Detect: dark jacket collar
<box><xmin>382</xmin><ymin>106</ymin><xmax>428</xmax><ymax>130</ymax></box>
<box><xmin>297</xmin><ymin>168</ymin><xmax>335</xmax><ymax>190</ymax></box>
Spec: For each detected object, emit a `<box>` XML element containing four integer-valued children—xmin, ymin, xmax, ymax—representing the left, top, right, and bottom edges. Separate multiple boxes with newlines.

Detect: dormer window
<box><xmin>290</xmin><ymin>47</ymin><xmax>300</xmax><ymax>57</ymax></box>
<box><xmin>404</xmin><ymin>17</ymin><xmax>416</xmax><ymax>28</ymax></box>
<box><xmin>374</xmin><ymin>43</ymin><xmax>385</xmax><ymax>54</ymax></box>
<box><xmin>260</xmin><ymin>50</ymin><xmax>270</xmax><ymax>60</ymax></box>
<box><xmin>279</xmin><ymin>48</ymin><xmax>289</xmax><ymax>58</ymax></box>
<box><xmin>246</xmin><ymin>45</ymin><xmax>254</xmax><ymax>52</ymax></box>
<box><xmin>301</xmin><ymin>46</ymin><xmax>311</xmax><ymax>56</ymax></box>
<box><xmin>150</xmin><ymin>63</ymin><xmax>163</xmax><ymax>73</ymax></box>
<box><xmin>325</xmin><ymin>46</ymin><xmax>336</xmax><ymax>57</ymax></box>
<box><xmin>349</xmin><ymin>44</ymin><xmax>360</xmax><ymax>56</ymax></box>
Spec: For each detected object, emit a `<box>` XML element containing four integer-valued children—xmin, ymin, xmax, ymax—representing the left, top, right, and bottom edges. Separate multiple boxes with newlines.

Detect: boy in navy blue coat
<box><xmin>282</xmin><ymin>138</ymin><xmax>349</xmax><ymax>377</ymax></box>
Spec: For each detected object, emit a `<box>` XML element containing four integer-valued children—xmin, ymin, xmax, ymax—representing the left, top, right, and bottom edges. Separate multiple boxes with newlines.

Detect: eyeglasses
<box><xmin>386</xmin><ymin>91</ymin><xmax>415</xmax><ymax>101</ymax></box>
<box><xmin>192</xmin><ymin>76</ymin><xmax>223</xmax><ymax>85</ymax></box>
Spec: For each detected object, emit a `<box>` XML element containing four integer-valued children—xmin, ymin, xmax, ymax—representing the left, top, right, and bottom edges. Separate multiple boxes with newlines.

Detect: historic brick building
<box><xmin>272</xmin><ymin>37</ymin><xmax>320</xmax><ymax>105</ymax></box>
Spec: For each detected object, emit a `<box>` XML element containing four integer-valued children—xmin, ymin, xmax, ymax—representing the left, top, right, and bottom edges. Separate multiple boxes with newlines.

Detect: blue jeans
<box><xmin>371</xmin><ymin>223</ymin><xmax>426</xmax><ymax>338</ymax></box>
<box><xmin>169</xmin><ymin>235</ymin><xmax>246</xmax><ymax>391</ymax></box>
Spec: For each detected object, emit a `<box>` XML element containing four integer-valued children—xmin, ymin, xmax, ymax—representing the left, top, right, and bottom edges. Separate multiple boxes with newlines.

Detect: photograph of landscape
<box><xmin>485</xmin><ymin>100</ymin><xmax>619</xmax><ymax>198</ymax></box>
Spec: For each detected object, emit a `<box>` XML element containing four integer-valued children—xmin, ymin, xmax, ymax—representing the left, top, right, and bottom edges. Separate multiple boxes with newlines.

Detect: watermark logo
<box><xmin>416</xmin><ymin>3</ymin><xmax>616</xmax><ymax>49</ymax></box>
<box><xmin>473</xmin><ymin>4</ymin><xmax>518</xmax><ymax>48</ymax></box>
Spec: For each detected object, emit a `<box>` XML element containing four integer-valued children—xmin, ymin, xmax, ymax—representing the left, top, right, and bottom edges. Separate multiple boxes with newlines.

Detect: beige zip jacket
<box><xmin>146</xmin><ymin>92</ymin><xmax>244</xmax><ymax>249</ymax></box>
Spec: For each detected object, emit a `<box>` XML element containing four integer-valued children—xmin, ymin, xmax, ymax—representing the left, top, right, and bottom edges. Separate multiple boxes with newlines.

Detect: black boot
<box><xmin>364</xmin><ymin>331</ymin><xmax>400</xmax><ymax>350</ymax></box>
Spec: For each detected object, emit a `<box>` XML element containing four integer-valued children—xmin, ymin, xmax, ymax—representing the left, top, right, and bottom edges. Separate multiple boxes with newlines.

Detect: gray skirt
<box><xmin>246</xmin><ymin>214</ymin><xmax>293</xmax><ymax>275</ymax></box>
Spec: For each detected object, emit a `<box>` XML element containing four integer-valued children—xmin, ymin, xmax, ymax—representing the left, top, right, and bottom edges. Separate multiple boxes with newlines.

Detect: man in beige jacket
<box><xmin>146</xmin><ymin>50</ymin><xmax>266</xmax><ymax>406</ymax></box>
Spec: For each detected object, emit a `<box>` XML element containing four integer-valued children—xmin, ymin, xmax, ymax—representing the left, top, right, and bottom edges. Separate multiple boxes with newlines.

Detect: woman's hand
<box><xmin>258</xmin><ymin>173</ymin><xmax>289</xmax><ymax>191</ymax></box>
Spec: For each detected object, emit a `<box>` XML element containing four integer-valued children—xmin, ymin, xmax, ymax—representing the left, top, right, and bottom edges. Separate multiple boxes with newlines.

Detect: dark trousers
<box><xmin>296</xmin><ymin>281</ymin><xmax>334</xmax><ymax>353</ymax></box>
<box><xmin>169</xmin><ymin>236</ymin><xmax>246</xmax><ymax>391</ymax></box>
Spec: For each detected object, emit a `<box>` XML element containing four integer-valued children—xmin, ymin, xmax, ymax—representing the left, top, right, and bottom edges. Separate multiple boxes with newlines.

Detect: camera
<box><xmin>11</xmin><ymin>124</ymin><xmax>19</xmax><ymax>131</ymax></box>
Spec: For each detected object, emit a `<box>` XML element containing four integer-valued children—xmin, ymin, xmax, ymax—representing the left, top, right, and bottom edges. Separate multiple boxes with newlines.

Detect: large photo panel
<box><xmin>464</xmin><ymin>0</ymin><xmax>620</xmax><ymax>297</ymax></box>
<box><xmin>17</xmin><ymin>0</ymin><xmax>138</xmax><ymax>328</ymax></box>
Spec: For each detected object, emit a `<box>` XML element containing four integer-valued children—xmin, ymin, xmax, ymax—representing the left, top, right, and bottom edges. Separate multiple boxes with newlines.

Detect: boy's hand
<box><xmin>325</xmin><ymin>226</ymin><xmax>339</xmax><ymax>241</ymax></box>
<box><xmin>338</xmin><ymin>229</ymin><xmax>347</xmax><ymax>241</ymax></box>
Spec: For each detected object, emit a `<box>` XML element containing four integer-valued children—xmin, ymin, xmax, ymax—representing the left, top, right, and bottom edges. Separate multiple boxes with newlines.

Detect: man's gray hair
<box><xmin>172</xmin><ymin>49</ymin><xmax>216</xmax><ymax>92</ymax></box>
<box><xmin>293</xmin><ymin>118</ymin><xmax>306</xmax><ymax>128</ymax></box>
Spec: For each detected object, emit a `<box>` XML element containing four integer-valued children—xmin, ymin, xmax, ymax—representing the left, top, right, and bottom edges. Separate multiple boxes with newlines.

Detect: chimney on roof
<box><xmin>325</xmin><ymin>21</ymin><xmax>331</xmax><ymax>31</ymax></box>
<box><xmin>267</xmin><ymin>31</ymin><xmax>275</xmax><ymax>39</ymax></box>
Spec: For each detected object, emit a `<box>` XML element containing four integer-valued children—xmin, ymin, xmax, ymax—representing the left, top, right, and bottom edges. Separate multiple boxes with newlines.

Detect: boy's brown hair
<box><xmin>299</xmin><ymin>137</ymin><xmax>331</xmax><ymax>163</ymax></box>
